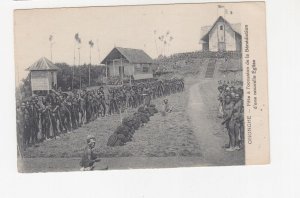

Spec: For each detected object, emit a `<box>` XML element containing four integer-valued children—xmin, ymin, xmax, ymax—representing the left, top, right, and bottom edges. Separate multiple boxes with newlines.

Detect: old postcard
<box><xmin>14</xmin><ymin>1</ymin><xmax>269</xmax><ymax>173</ymax></box>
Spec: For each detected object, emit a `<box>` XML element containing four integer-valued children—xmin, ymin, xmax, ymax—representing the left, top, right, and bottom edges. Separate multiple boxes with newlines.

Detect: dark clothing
<box><xmin>80</xmin><ymin>147</ymin><xmax>97</xmax><ymax>168</ymax></box>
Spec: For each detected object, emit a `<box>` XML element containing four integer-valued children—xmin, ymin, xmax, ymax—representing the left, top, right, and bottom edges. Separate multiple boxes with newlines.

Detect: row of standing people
<box><xmin>217</xmin><ymin>83</ymin><xmax>244</xmax><ymax>151</ymax></box>
<box><xmin>16</xmin><ymin>78</ymin><xmax>185</xmax><ymax>151</ymax></box>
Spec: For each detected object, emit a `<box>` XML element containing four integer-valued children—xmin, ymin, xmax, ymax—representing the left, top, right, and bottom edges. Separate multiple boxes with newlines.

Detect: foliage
<box><xmin>16</xmin><ymin>75</ymin><xmax>32</xmax><ymax>102</ymax></box>
<box><xmin>16</xmin><ymin>63</ymin><xmax>106</xmax><ymax>100</ymax></box>
<box><xmin>107</xmin><ymin>105</ymin><xmax>158</xmax><ymax>147</ymax></box>
<box><xmin>55</xmin><ymin>63</ymin><xmax>106</xmax><ymax>91</ymax></box>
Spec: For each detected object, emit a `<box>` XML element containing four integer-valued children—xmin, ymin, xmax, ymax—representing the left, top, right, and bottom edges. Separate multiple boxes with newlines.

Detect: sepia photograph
<box><xmin>14</xmin><ymin>2</ymin><xmax>269</xmax><ymax>173</ymax></box>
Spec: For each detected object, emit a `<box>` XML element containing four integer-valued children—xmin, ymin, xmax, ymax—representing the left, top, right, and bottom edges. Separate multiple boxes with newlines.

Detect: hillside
<box><xmin>154</xmin><ymin>51</ymin><xmax>243</xmax><ymax>80</ymax></box>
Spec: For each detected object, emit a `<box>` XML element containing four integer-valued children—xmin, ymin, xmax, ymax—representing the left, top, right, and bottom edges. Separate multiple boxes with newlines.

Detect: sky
<box><xmin>14</xmin><ymin>3</ymin><xmax>242</xmax><ymax>84</ymax></box>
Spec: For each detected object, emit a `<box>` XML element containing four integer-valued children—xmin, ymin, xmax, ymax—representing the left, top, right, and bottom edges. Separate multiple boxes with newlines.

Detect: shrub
<box><xmin>107</xmin><ymin>134</ymin><xmax>118</xmax><ymax>147</ymax></box>
<box><xmin>114</xmin><ymin>125</ymin><xmax>131</xmax><ymax>137</ymax></box>
<box><xmin>107</xmin><ymin>105</ymin><xmax>158</xmax><ymax>146</ymax></box>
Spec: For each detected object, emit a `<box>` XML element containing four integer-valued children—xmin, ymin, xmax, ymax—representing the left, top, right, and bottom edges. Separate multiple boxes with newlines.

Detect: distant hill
<box><xmin>154</xmin><ymin>51</ymin><xmax>242</xmax><ymax>80</ymax></box>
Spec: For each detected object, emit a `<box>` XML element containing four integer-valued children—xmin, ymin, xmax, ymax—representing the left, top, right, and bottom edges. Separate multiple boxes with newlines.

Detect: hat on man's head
<box><xmin>87</xmin><ymin>135</ymin><xmax>96</xmax><ymax>143</ymax></box>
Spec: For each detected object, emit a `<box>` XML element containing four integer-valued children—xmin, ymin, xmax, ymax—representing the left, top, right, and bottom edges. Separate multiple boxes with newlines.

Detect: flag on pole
<box><xmin>75</xmin><ymin>33</ymin><xmax>81</xmax><ymax>44</ymax></box>
<box><xmin>225</xmin><ymin>9</ymin><xmax>233</xmax><ymax>15</ymax></box>
<box><xmin>49</xmin><ymin>35</ymin><xmax>53</xmax><ymax>42</ymax></box>
<box><xmin>89</xmin><ymin>40</ymin><xmax>94</xmax><ymax>47</ymax></box>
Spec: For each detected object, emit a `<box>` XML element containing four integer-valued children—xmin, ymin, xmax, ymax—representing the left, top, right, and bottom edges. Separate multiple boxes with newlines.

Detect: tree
<box><xmin>56</xmin><ymin>62</ymin><xmax>106</xmax><ymax>91</ymax></box>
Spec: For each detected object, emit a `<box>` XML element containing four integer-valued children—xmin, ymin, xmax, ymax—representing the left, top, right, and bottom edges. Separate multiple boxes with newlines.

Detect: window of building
<box><xmin>142</xmin><ymin>66</ymin><xmax>149</xmax><ymax>73</ymax></box>
<box><xmin>220</xmin><ymin>25</ymin><xmax>223</xmax><ymax>30</ymax></box>
<box><xmin>135</xmin><ymin>64</ymin><xmax>141</xmax><ymax>72</ymax></box>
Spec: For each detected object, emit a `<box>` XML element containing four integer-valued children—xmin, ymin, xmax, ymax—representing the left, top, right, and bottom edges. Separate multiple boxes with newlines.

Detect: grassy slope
<box><xmin>23</xmin><ymin>81</ymin><xmax>202</xmax><ymax>159</ymax></box>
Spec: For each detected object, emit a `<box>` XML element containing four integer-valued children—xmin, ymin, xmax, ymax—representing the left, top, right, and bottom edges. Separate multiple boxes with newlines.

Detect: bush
<box><xmin>150</xmin><ymin>107</ymin><xmax>159</xmax><ymax>114</ymax></box>
<box><xmin>107</xmin><ymin>134</ymin><xmax>118</xmax><ymax>147</ymax></box>
<box><xmin>135</xmin><ymin>112</ymin><xmax>149</xmax><ymax>123</ymax></box>
<box><xmin>107</xmin><ymin>105</ymin><xmax>158</xmax><ymax>147</ymax></box>
<box><xmin>114</xmin><ymin>139</ymin><xmax>123</xmax><ymax>146</ymax></box>
<box><xmin>122</xmin><ymin>116</ymin><xmax>137</xmax><ymax>129</ymax></box>
<box><xmin>132</xmin><ymin>116</ymin><xmax>142</xmax><ymax>129</ymax></box>
<box><xmin>114</xmin><ymin>125</ymin><xmax>131</xmax><ymax>137</ymax></box>
<box><xmin>116</xmin><ymin>134</ymin><xmax>126</xmax><ymax>145</ymax></box>
<box><xmin>145</xmin><ymin>106</ymin><xmax>158</xmax><ymax>116</ymax></box>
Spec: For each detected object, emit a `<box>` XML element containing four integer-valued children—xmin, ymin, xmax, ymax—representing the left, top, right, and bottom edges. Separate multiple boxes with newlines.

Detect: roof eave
<box><xmin>28</xmin><ymin>69</ymin><xmax>58</xmax><ymax>71</ymax></box>
<box><xmin>131</xmin><ymin>62</ymin><xmax>153</xmax><ymax>64</ymax></box>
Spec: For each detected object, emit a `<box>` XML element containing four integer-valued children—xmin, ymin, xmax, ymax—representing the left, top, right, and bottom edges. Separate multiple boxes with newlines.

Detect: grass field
<box><xmin>22</xmin><ymin>79</ymin><xmax>202</xmax><ymax>159</ymax></box>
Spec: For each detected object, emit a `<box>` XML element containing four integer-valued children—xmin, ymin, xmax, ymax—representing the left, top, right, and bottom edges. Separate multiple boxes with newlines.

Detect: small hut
<box><xmin>101</xmin><ymin>47</ymin><xmax>154</xmax><ymax>80</ymax></box>
<box><xmin>27</xmin><ymin>57</ymin><xmax>59</xmax><ymax>95</ymax></box>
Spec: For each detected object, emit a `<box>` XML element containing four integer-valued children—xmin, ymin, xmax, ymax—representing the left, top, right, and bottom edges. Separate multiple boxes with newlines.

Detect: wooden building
<box><xmin>199</xmin><ymin>16</ymin><xmax>242</xmax><ymax>52</ymax></box>
<box><xmin>27</xmin><ymin>57</ymin><xmax>59</xmax><ymax>95</ymax></box>
<box><xmin>101</xmin><ymin>47</ymin><xmax>154</xmax><ymax>80</ymax></box>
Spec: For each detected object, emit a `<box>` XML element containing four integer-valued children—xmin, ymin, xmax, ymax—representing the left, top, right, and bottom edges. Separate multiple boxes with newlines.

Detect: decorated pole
<box><xmin>49</xmin><ymin>35</ymin><xmax>54</xmax><ymax>62</ymax></box>
<box><xmin>79</xmin><ymin>48</ymin><xmax>81</xmax><ymax>89</ymax></box>
<box><xmin>106</xmin><ymin>61</ymin><xmax>108</xmax><ymax>78</ymax></box>
<box><xmin>121</xmin><ymin>58</ymin><xmax>123</xmax><ymax>85</ymax></box>
<box><xmin>72</xmin><ymin>41</ymin><xmax>76</xmax><ymax>90</ymax></box>
<box><xmin>153</xmin><ymin>30</ymin><xmax>158</xmax><ymax>57</ymax></box>
<box><xmin>88</xmin><ymin>40</ymin><xmax>94</xmax><ymax>87</ymax></box>
<box><xmin>75</xmin><ymin>33</ymin><xmax>82</xmax><ymax>89</ymax></box>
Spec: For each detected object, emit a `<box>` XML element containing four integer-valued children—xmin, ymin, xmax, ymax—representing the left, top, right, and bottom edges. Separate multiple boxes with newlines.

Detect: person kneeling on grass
<box><xmin>163</xmin><ymin>99</ymin><xmax>172</xmax><ymax>113</ymax></box>
<box><xmin>161</xmin><ymin>99</ymin><xmax>172</xmax><ymax>116</ymax></box>
<box><xmin>80</xmin><ymin>135</ymin><xmax>100</xmax><ymax>171</ymax></box>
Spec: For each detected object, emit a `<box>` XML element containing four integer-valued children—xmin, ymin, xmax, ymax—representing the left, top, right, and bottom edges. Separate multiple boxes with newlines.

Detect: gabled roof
<box><xmin>101</xmin><ymin>47</ymin><xmax>153</xmax><ymax>64</ymax></box>
<box><xmin>230</xmin><ymin>23</ymin><xmax>241</xmax><ymax>35</ymax></box>
<box><xmin>200</xmin><ymin>16</ymin><xmax>241</xmax><ymax>42</ymax></box>
<box><xmin>27</xmin><ymin>57</ymin><xmax>59</xmax><ymax>71</ymax></box>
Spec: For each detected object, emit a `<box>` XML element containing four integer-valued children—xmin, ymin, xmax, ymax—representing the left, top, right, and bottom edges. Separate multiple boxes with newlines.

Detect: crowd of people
<box><xmin>16</xmin><ymin>78</ymin><xmax>184</xmax><ymax>151</ymax></box>
<box><xmin>217</xmin><ymin>81</ymin><xmax>244</xmax><ymax>151</ymax></box>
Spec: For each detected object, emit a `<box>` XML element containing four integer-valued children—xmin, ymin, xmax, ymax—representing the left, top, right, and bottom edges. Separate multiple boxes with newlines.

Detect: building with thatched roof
<box><xmin>101</xmin><ymin>47</ymin><xmax>154</xmax><ymax>80</ymax></box>
<box><xmin>199</xmin><ymin>16</ymin><xmax>241</xmax><ymax>52</ymax></box>
<box><xmin>26</xmin><ymin>57</ymin><xmax>59</xmax><ymax>94</ymax></box>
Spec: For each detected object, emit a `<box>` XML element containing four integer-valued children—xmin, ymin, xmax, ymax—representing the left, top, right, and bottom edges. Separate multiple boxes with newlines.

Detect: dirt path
<box><xmin>187</xmin><ymin>79</ymin><xmax>244</xmax><ymax>165</ymax></box>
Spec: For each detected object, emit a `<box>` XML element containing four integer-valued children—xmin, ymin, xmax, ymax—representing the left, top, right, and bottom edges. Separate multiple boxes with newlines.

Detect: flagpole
<box><xmin>97</xmin><ymin>39</ymin><xmax>100</xmax><ymax>63</ymax></box>
<box><xmin>49</xmin><ymin>35</ymin><xmax>54</xmax><ymax>62</ymax></box>
<box><xmin>89</xmin><ymin>45</ymin><xmax>91</xmax><ymax>87</ymax></box>
<box><xmin>72</xmin><ymin>42</ymin><xmax>75</xmax><ymax>90</ymax></box>
<box><xmin>153</xmin><ymin>30</ymin><xmax>158</xmax><ymax>57</ymax></box>
<box><xmin>223</xmin><ymin>13</ymin><xmax>226</xmax><ymax>50</ymax></box>
<box><xmin>74</xmin><ymin>33</ymin><xmax>82</xmax><ymax>90</ymax></box>
<box><xmin>106</xmin><ymin>61</ymin><xmax>108</xmax><ymax>78</ymax></box>
<box><xmin>78</xmin><ymin>47</ymin><xmax>81</xmax><ymax>90</ymax></box>
<box><xmin>50</xmin><ymin>43</ymin><xmax>53</xmax><ymax>61</ymax></box>
<box><xmin>121</xmin><ymin>58</ymin><xmax>123</xmax><ymax>85</ymax></box>
<box><xmin>217</xmin><ymin>8</ymin><xmax>219</xmax><ymax>47</ymax></box>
